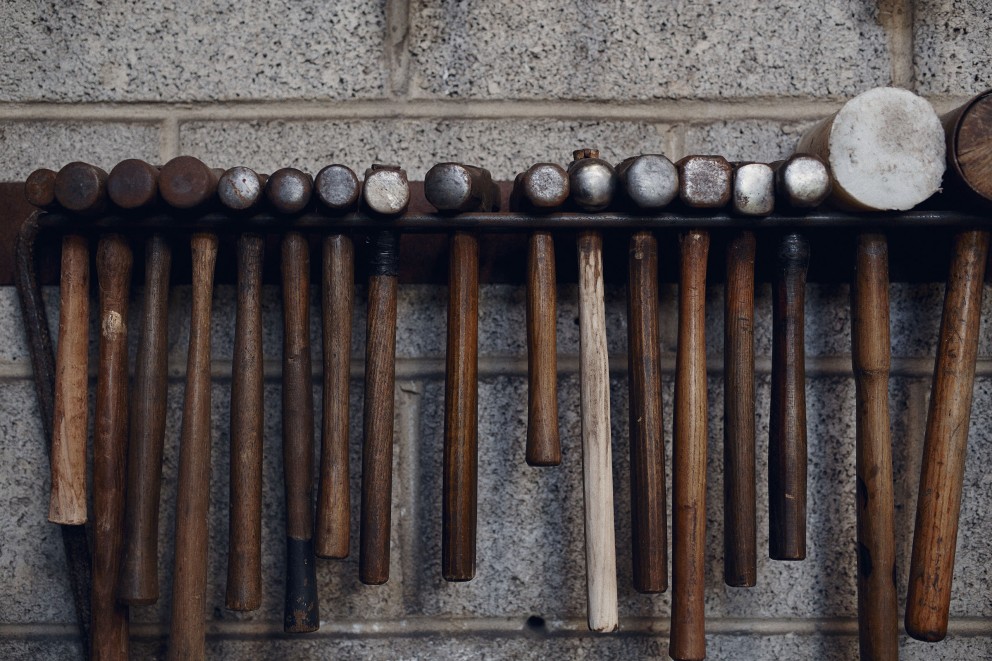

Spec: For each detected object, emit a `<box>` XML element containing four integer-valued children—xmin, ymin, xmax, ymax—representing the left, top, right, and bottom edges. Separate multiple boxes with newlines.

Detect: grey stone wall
<box><xmin>1</xmin><ymin>1</ymin><xmax>991</xmax><ymax>659</ymax></box>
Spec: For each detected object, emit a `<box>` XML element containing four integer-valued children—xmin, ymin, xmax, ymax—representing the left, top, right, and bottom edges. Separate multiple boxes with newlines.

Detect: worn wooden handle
<box><xmin>769</xmin><ymin>232</ymin><xmax>809</xmax><ymax>561</ymax></box>
<box><xmin>576</xmin><ymin>230</ymin><xmax>618</xmax><ymax>632</ymax></box>
<box><xmin>281</xmin><ymin>231</ymin><xmax>319</xmax><ymax>633</ymax></box>
<box><xmin>907</xmin><ymin>229</ymin><xmax>990</xmax><ymax>641</ymax></box>
<box><xmin>851</xmin><ymin>232</ymin><xmax>899</xmax><ymax>659</ymax></box>
<box><xmin>626</xmin><ymin>230</ymin><xmax>667</xmax><ymax>594</ymax></box>
<box><xmin>525</xmin><ymin>231</ymin><xmax>561</xmax><ymax>466</ymax></box>
<box><xmin>119</xmin><ymin>233</ymin><xmax>171</xmax><ymax>606</ymax></box>
<box><xmin>49</xmin><ymin>233</ymin><xmax>90</xmax><ymax>525</ymax></box>
<box><xmin>92</xmin><ymin>233</ymin><xmax>132</xmax><ymax>661</ymax></box>
<box><xmin>443</xmin><ymin>231</ymin><xmax>480</xmax><ymax>581</ymax></box>
<box><xmin>360</xmin><ymin>231</ymin><xmax>399</xmax><ymax>585</ymax></box>
<box><xmin>168</xmin><ymin>232</ymin><xmax>218</xmax><ymax>661</ymax></box>
<box><xmin>723</xmin><ymin>230</ymin><xmax>757</xmax><ymax>587</ymax></box>
<box><xmin>670</xmin><ymin>229</ymin><xmax>709</xmax><ymax>661</ymax></box>
<box><xmin>226</xmin><ymin>232</ymin><xmax>264</xmax><ymax>611</ymax></box>
<box><xmin>317</xmin><ymin>234</ymin><xmax>353</xmax><ymax>559</ymax></box>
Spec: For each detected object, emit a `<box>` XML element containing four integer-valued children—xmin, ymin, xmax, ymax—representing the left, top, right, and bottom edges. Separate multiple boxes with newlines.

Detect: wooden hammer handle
<box><xmin>443</xmin><ymin>231</ymin><xmax>480</xmax><ymax>581</ymax></box>
<box><xmin>576</xmin><ymin>230</ymin><xmax>618</xmax><ymax>633</ymax></box>
<box><xmin>670</xmin><ymin>229</ymin><xmax>709</xmax><ymax>661</ymax></box>
<box><xmin>49</xmin><ymin>233</ymin><xmax>90</xmax><ymax>525</ymax></box>
<box><xmin>119</xmin><ymin>233</ymin><xmax>172</xmax><ymax>605</ymax></box>
<box><xmin>769</xmin><ymin>232</ymin><xmax>809</xmax><ymax>561</ymax></box>
<box><xmin>92</xmin><ymin>233</ymin><xmax>132</xmax><ymax>661</ymax></box>
<box><xmin>360</xmin><ymin>231</ymin><xmax>399</xmax><ymax>585</ymax></box>
<box><xmin>316</xmin><ymin>234</ymin><xmax>354</xmax><ymax>559</ymax></box>
<box><xmin>226</xmin><ymin>232</ymin><xmax>264</xmax><ymax>611</ymax></box>
<box><xmin>525</xmin><ymin>231</ymin><xmax>561</xmax><ymax>466</ymax></box>
<box><xmin>723</xmin><ymin>230</ymin><xmax>757</xmax><ymax>587</ymax></box>
<box><xmin>907</xmin><ymin>228</ymin><xmax>990</xmax><ymax>641</ymax></box>
<box><xmin>851</xmin><ymin>232</ymin><xmax>899</xmax><ymax>660</ymax></box>
<box><xmin>626</xmin><ymin>230</ymin><xmax>667</xmax><ymax>594</ymax></box>
<box><xmin>168</xmin><ymin>232</ymin><xmax>217</xmax><ymax>661</ymax></box>
<box><xmin>281</xmin><ymin>231</ymin><xmax>319</xmax><ymax>633</ymax></box>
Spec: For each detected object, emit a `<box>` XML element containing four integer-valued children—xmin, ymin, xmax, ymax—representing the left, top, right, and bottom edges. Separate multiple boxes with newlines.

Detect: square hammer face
<box><xmin>733</xmin><ymin>163</ymin><xmax>775</xmax><ymax>216</ymax></box>
<box><xmin>677</xmin><ymin>155</ymin><xmax>733</xmax><ymax>208</ymax></box>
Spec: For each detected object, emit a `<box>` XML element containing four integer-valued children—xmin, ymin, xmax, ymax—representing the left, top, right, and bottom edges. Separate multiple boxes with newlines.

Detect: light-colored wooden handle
<box><xmin>168</xmin><ymin>232</ymin><xmax>218</xmax><ymax>661</ymax></box>
<box><xmin>671</xmin><ymin>229</ymin><xmax>709</xmax><ymax>661</ymax></box>
<box><xmin>907</xmin><ymin>228</ymin><xmax>989</xmax><ymax>642</ymax></box>
<box><xmin>851</xmin><ymin>232</ymin><xmax>898</xmax><ymax>660</ymax></box>
<box><xmin>49</xmin><ymin>233</ymin><xmax>90</xmax><ymax>525</ymax></box>
<box><xmin>576</xmin><ymin>230</ymin><xmax>618</xmax><ymax>633</ymax></box>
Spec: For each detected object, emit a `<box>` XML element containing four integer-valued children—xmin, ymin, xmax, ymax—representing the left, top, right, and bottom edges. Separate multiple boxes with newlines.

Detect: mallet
<box><xmin>425</xmin><ymin>162</ymin><xmax>500</xmax><ymax>582</ymax></box>
<box><xmin>568</xmin><ymin>148</ymin><xmax>619</xmax><ymax>633</ymax></box>
<box><xmin>616</xmin><ymin>154</ymin><xmax>678</xmax><ymax>594</ymax></box>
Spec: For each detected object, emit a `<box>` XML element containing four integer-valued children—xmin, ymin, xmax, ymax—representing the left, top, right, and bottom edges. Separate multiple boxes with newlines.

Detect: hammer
<box><xmin>670</xmin><ymin>154</ymin><xmax>730</xmax><ymax>661</ymax></box>
<box><xmin>510</xmin><ymin>163</ymin><xmax>569</xmax><ymax>467</ymax></box>
<box><xmin>359</xmin><ymin>165</ymin><xmax>409</xmax><ymax>585</ymax></box>
<box><xmin>314</xmin><ymin>164</ymin><xmax>361</xmax><ymax>560</ymax></box>
<box><xmin>907</xmin><ymin>89</ymin><xmax>992</xmax><ymax>643</ymax></box>
<box><xmin>568</xmin><ymin>148</ymin><xmax>619</xmax><ymax>633</ymax></box>
<box><xmin>217</xmin><ymin>166</ymin><xmax>268</xmax><ymax>611</ymax></box>
<box><xmin>616</xmin><ymin>154</ymin><xmax>678</xmax><ymax>595</ymax></box>
<box><xmin>266</xmin><ymin>167</ymin><xmax>321</xmax><ymax>632</ymax></box>
<box><xmin>159</xmin><ymin>155</ymin><xmax>222</xmax><ymax>661</ymax></box>
<box><xmin>425</xmin><ymin>163</ymin><xmax>500</xmax><ymax>581</ymax></box>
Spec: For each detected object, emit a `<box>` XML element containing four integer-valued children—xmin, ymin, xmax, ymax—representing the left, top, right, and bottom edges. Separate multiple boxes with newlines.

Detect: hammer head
<box><xmin>159</xmin><ymin>156</ymin><xmax>218</xmax><ymax>210</ymax></box>
<box><xmin>515</xmin><ymin>162</ymin><xmax>570</xmax><ymax>211</ymax></box>
<box><xmin>616</xmin><ymin>154</ymin><xmax>679</xmax><ymax>210</ymax></box>
<box><xmin>733</xmin><ymin>162</ymin><xmax>775</xmax><ymax>216</ymax></box>
<box><xmin>568</xmin><ymin>149</ymin><xmax>617</xmax><ymax>212</ymax></box>
<box><xmin>775</xmin><ymin>154</ymin><xmax>831</xmax><ymax>209</ymax></box>
<box><xmin>362</xmin><ymin>165</ymin><xmax>410</xmax><ymax>216</ymax></box>
<box><xmin>676</xmin><ymin>155</ymin><xmax>732</xmax><ymax>209</ymax></box>
<box><xmin>315</xmin><ymin>164</ymin><xmax>361</xmax><ymax>212</ymax></box>
<box><xmin>424</xmin><ymin>163</ymin><xmax>499</xmax><ymax>213</ymax></box>
<box><xmin>266</xmin><ymin>167</ymin><xmax>313</xmax><ymax>214</ymax></box>
<box><xmin>54</xmin><ymin>161</ymin><xmax>108</xmax><ymax>214</ymax></box>
<box><xmin>25</xmin><ymin>168</ymin><xmax>58</xmax><ymax>209</ymax></box>
<box><xmin>217</xmin><ymin>166</ymin><xmax>265</xmax><ymax>212</ymax></box>
<box><xmin>107</xmin><ymin>159</ymin><xmax>159</xmax><ymax>210</ymax></box>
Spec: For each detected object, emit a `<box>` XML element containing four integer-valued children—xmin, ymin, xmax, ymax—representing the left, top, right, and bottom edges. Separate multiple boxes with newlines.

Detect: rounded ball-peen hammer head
<box><xmin>362</xmin><ymin>165</ymin><xmax>410</xmax><ymax>216</ymax></box>
<box><xmin>616</xmin><ymin>154</ymin><xmax>679</xmax><ymax>210</ymax></box>
<box><xmin>773</xmin><ymin>154</ymin><xmax>832</xmax><ymax>209</ymax></box>
<box><xmin>54</xmin><ymin>161</ymin><xmax>109</xmax><ymax>214</ymax></box>
<box><xmin>315</xmin><ymin>164</ymin><xmax>361</xmax><ymax>213</ymax></box>
<box><xmin>568</xmin><ymin>148</ymin><xmax>618</xmax><ymax>212</ymax></box>
<box><xmin>25</xmin><ymin>168</ymin><xmax>58</xmax><ymax>210</ymax></box>
<box><xmin>159</xmin><ymin>156</ymin><xmax>221</xmax><ymax>210</ymax></box>
<box><xmin>266</xmin><ymin>167</ymin><xmax>313</xmax><ymax>215</ymax></box>
<box><xmin>107</xmin><ymin>159</ymin><xmax>160</xmax><ymax>210</ymax></box>
<box><xmin>732</xmin><ymin>162</ymin><xmax>776</xmax><ymax>216</ymax></box>
<box><xmin>217</xmin><ymin>166</ymin><xmax>267</xmax><ymax>212</ymax></box>
<box><xmin>424</xmin><ymin>163</ymin><xmax>499</xmax><ymax>213</ymax></box>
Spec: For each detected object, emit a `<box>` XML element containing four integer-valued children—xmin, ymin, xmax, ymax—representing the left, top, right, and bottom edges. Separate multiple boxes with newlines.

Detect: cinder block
<box><xmin>0</xmin><ymin>289</ymin><xmax>30</xmax><ymax>365</ymax></box>
<box><xmin>914</xmin><ymin>0</ymin><xmax>992</xmax><ymax>96</ymax></box>
<box><xmin>0</xmin><ymin>121</ymin><xmax>161</xmax><ymax>181</ymax></box>
<box><xmin>0</xmin><ymin>1</ymin><xmax>387</xmax><ymax>102</ymax></box>
<box><xmin>178</xmin><ymin>119</ymin><xmax>675</xmax><ymax>181</ymax></box>
<box><xmin>683</xmin><ymin>121</ymin><xmax>818</xmax><ymax>163</ymax></box>
<box><xmin>408</xmin><ymin>1</ymin><xmax>891</xmax><ymax>100</ymax></box>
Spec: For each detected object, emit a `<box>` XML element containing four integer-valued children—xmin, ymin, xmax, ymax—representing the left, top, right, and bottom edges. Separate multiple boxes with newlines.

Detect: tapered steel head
<box><xmin>516</xmin><ymin>163</ymin><xmax>569</xmax><ymax>209</ymax></box>
<box><xmin>107</xmin><ymin>159</ymin><xmax>159</xmax><ymax>209</ymax></box>
<box><xmin>266</xmin><ymin>167</ymin><xmax>313</xmax><ymax>214</ymax></box>
<box><xmin>25</xmin><ymin>168</ymin><xmax>57</xmax><ymax>209</ymax></box>
<box><xmin>676</xmin><ymin>155</ymin><xmax>733</xmax><ymax>208</ymax></box>
<box><xmin>217</xmin><ymin>166</ymin><xmax>265</xmax><ymax>211</ymax></box>
<box><xmin>159</xmin><ymin>156</ymin><xmax>218</xmax><ymax>209</ymax></box>
<box><xmin>616</xmin><ymin>154</ymin><xmax>679</xmax><ymax>210</ymax></box>
<box><xmin>776</xmin><ymin>154</ymin><xmax>831</xmax><ymax>208</ymax></box>
<box><xmin>362</xmin><ymin>165</ymin><xmax>410</xmax><ymax>216</ymax></box>
<box><xmin>315</xmin><ymin>164</ymin><xmax>361</xmax><ymax>212</ymax></box>
<box><xmin>568</xmin><ymin>148</ymin><xmax>617</xmax><ymax>212</ymax></box>
<box><xmin>54</xmin><ymin>161</ymin><xmax>108</xmax><ymax>213</ymax></box>
<box><xmin>733</xmin><ymin>162</ymin><xmax>775</xmax><ymax>216</ymax></box>
<box><xmin>424</xmin><ymin>163</ymin><xmax>498</xmax><ymax>213</ymax></box>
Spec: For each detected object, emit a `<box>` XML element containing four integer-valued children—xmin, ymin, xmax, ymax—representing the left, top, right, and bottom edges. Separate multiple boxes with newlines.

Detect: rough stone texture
<box><xmin>178</xmin><ymin>120</ymin><xmax>676</xmax><ymax>181</ymax></box>
<box><xmin>0</xmin><ymin>1</ymin><xmax>387</xmax><ymax>102</ymax></box>
<box><xmin>0</xmin><ymin>121</ymin><xmax>161</xmax><ymax>181</ymax></box>
<box><xmin>914</xmin><ymin>0</ymin><xmax>992</xmax><ymax>96</ymax></box>
<box><xmin>683</xmin><ymin>121</ymin><xmax>819</xmax><ymax>163</ymax></box>
<box><xmin>408</xmin><ymin>1</ymin><xmax>892</xmax><ymax>100</ymax></box>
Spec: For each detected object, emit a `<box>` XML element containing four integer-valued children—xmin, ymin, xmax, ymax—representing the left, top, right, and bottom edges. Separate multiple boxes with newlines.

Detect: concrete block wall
<box><xmin>1</xmin><ymin>1</ymin><xmax>990</xmax><ymax>658</ymax></box>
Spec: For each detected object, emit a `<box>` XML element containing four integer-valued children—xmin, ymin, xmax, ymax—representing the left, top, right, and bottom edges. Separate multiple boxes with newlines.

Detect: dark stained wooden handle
<box><xmin>851</xmin><ymin>232</ymin><xmax>899</xmax><ymax>660</ymax></box>
<box><xmin>280</xmin><ymin>231</ymin><xmax>319</xmax><ymax>633</ymax></box>
<box><xmin>769</xmin><ymin>232</ymin><xmax>809</xmax><ymax>561</ymax></box>
<box><xmin>92</xmin><ymin>233</ymin><xmax>132</xmax><ymax>661</ymax></box>
<box><xmin>360</xmin><ymin>231</ymin><xmax>399</xmax><ymax>585</ymax></box>
<box><xmin>317</xmin><ymin>234</ymin><xmax>353</xmax><ymax>559</ymax></box>
<box><xmin>443</xmin><ymin>231</ymin><xmax>480</xmax><ymax>582</ymax></box>
<box><xmin>525</xmin><ymin>231</ymin><xmax>560</xmax><ymax>466</ymax></box>
<box><xmin>723</xmin><ymin>230</ymin><xmax>757</xmax><ymax>587</ymax></box>
<box><xmin>226</xmin><ymin>232</ymin><xmax>264</xmax><ymax>611</ymax></box>
<box><xmin>167</xmin><ymin>232</ymin><xmax>218</xmax><ymax>661</ymax></box>
<box><xmin>49</xmin><ymin>233</ymin><xmax>90</xmax><ymax>525</ymax></box>
<box><xmin>626</xmin><ymin>230</ymin><xmax>667</xmax><ymax>594</ymax></box>
<box><xmin>119</xmin><ymin>233</ymin><xmax>172</xmax><ymax>606</ymax></box>
<box><xmin>670</xmin><ymin>229</ymin><xmax>709</xmax><ymax>661</ymax></box>
<box><xmin>576</xmin><ymin>230</ymin><xmax>618</xmax><ymax>632</ymax></box>
<box><xmin>907</xmin><ymin>229</ymin><xmax>990</xmax><ymax>641</ymax></box>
